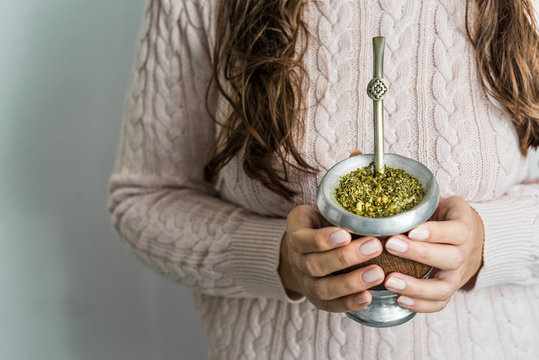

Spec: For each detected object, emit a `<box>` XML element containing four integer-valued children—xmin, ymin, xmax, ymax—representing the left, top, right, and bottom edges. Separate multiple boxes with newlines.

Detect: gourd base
<box><xmin>346</xmin><ymin>290</ymin><xmax>416</xmax><ymax>328</ymax></box>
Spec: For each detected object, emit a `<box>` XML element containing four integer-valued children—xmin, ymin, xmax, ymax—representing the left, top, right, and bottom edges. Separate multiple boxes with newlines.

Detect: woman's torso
<box><xmin>199</xmin><ymin>1</ymin><xmax>536</xmax><ymax>359</ymax></box>
<box><xmin>216</xmin><ymin>0</ymin><xmax>528</xmax><ymax>218</ymax></box>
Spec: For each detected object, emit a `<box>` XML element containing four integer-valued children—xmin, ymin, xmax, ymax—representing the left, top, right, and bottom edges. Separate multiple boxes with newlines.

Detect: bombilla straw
<box><xmin>367</xmin><ymin>36</ymin><xmax>388</xmax><ymax>175</ymax></box>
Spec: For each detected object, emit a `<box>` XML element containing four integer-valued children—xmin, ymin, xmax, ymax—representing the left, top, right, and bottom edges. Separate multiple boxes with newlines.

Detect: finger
<box><xmin>385</xmin><ymin>235</ymin><xmax>465</xmax><ymax>270</ymax></box>
<box><xmin>311</xmin><ymin>290</ymin><xmax>372</xmax><ymax>313</ymax></box>
<box><xmin>430</xmin><ymin>196</ymin><xmax>472</xmax><ymax>221</ymax></box>
<box><xmin>298</xmin><ymin>237</ymin><xmax>383</xmax><ymax>277</ymax></box>
<box><xmin>313</xmin><ymin>206</ymin><xmax>333</xmax><ymax>227</ymax></box>
<box><xmin>396</xmin><ymin>295</ymin><xmax>451</xmax><ymax>313</ymax></box>
<box><xmin>289</xmin><ymin>227</ymin><xmax>351</xmax><ymax>254</ymax></box>
<box><xmin>383</xmin><ymin>272</ymin><xmax>456</xmax><ymax>301</ymax></box>
<box><xmin>287</xmin><ymin>205</ymin><xmax>328</xmax><ymax>231</ymax></box>
<box><xmin>408</xmin><ymin>221</ymin><xmax>470</xmax><ymax>245</ymax></box>
<box><xmin>304</xmin><ymin>265</ymin><xmax>384</xmax><ymax>300</ymax></box>
<box><xmin>349</xmin><ymin>149</ymin><xmax>363</xmax><ymax>157</ymax></box>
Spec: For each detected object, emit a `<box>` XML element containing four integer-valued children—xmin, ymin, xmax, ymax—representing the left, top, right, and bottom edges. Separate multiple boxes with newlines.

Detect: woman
<box><xmin>108</xmin><ymin>0</ymin><xmax>539</xmax><ymax>358</ymax></box>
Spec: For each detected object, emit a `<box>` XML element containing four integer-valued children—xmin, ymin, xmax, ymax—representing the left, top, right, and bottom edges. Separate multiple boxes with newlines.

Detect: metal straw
<box><xmin>367</xmin><ymin>36</ymin><xmax>388</xmax><ymax>175</ymax></box>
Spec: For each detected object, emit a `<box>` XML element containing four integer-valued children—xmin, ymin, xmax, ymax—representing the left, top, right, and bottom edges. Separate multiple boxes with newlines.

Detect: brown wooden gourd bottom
<box><xmin>330</xmin><ymin>237</ymin><xmax>432</xmax><ymax>290</ymax></box>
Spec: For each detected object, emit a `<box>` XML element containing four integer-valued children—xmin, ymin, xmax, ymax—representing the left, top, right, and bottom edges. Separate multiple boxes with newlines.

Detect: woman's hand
<box><xmin>383</xmin><ymin>196</ymin><xmax>484</xmax><ymax>312</ymax></box>
<box><xmin>279</xmin><ymin>205</ymin><xmax>385</xmax><ymax>312</ymax></box>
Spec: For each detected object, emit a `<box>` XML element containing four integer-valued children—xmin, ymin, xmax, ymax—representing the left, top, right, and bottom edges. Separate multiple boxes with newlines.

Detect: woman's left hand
<box><xmin>383</xmin><ymin>196</ymin><xmax>484</xmax><ymax>313</ymax></box>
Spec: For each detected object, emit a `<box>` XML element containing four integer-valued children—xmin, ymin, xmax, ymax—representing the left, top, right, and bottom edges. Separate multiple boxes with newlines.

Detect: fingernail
<box><xmin>397</xmin><ymin>296</ymin><xmax>415</xmax><ymax>307</ymax></box>
<box><xmin>362</xmin><ymin>268</ymin><xmax>384</xmax><ymax>283</ymax></box>
<box><xmin>329</xmin><ymin>230</ymin><xmax>350</xmax><ymax>245</ymax></box>
<box><xmin>385</xmin><ymin>276</ymin><xmax>406</xmax><ymax>291</ymax></box>
<box><xmin>353</xmin><ymin>293</ymin><xmax>369</xmax><ymax>305</ymax></box>
<box><xmin>409</xmin><ymin>227</ymin><xmax>429</xmax><ymax>240</ymax></box>
<box><xmin>386</xmin><ymin>237</ymin><xmax>408</xmax><ymax>253</ymax></box>
<box><xmin>359</xmin><ymin>238</ymin><xmax>381</xmax><ymax>255</ymax></box>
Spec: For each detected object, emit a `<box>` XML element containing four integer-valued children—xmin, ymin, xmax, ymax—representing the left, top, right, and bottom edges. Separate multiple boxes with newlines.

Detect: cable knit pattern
<box><xmin>431</xmin><ymin>1</ymin><xmax>475</xmax><ymax>198</ymax></box>
<box><xmin>108</xmin><ymin>0</ymin><xmax>539</xmax><ymax>358</ymax></box>
<box><xmin>305</xmin><ymin>0</ymin><xmax>359</xmax><ymax>171</ymax></box>
<box><xmin>377</xmin><ymin>0</ymin><xmax>419</xmax><ymax>159</ymax></box>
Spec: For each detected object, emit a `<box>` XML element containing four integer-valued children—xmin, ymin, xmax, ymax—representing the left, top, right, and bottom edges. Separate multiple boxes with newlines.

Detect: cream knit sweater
<box><xmin>108</xmin><ymin>0</ymin><xmax>539</xmax><ymax>359</ymax></box>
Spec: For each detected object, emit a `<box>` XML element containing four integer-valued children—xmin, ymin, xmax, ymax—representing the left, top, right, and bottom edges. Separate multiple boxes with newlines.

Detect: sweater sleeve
<box><xmin>469</xmin><ymin>178</ymin><xmax>539</xmax><ymax>290</ymax></box>
<box><xmin>107</xmin><ymin>0</ymin><xmax>296</xmax><ymax>302</ymax></box>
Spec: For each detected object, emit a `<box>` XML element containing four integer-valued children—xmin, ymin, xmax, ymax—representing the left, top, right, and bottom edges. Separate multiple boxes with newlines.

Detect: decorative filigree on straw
<box><xmin>367</xmin><ymin>36</ymin><xmax>388</xmax><ymax>175</ymax></box>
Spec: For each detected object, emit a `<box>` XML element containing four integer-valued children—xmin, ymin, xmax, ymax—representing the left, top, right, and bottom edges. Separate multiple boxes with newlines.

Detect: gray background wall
<box><xmin>1</xmin><ymin>1</ymin><xmax>538</xmax><ymax>360</ymax></box>
<box><xmin>0</xmin><ymin>1</ymin><xmax>208</xmax><ymax>359</ymax></box>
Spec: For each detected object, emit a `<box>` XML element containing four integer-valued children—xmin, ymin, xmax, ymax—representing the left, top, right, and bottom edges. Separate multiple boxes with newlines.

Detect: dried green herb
<box><xmin>335</xmin><ymin>163</ymin><xmax>424</xmax><ymax>217</ymax></box>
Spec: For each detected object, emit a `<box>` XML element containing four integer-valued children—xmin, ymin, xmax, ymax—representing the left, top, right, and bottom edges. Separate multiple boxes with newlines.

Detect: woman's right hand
<box><xmin>278</xmin><ymin>205</ymin><xmax>385</xmax><ymax>312</ymax></box>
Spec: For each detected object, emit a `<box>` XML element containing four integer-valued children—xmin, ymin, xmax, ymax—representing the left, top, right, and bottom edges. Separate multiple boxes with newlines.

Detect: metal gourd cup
<box><xmin>316</xmin><ymin>37</ymin><xmax>439</xmax><ymax>328</ymax></box>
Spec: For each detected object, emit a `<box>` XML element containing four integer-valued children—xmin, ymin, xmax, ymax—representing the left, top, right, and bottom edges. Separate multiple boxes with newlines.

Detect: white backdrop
<box><xmin>0</xmin><ymin>1</ymin><xmax>208</xmax><ymax>359</ymax></box>
<box><xmin>1</xmin><ymin>1</ymin><xmax>538</xmax><ymax>360</ymax></box>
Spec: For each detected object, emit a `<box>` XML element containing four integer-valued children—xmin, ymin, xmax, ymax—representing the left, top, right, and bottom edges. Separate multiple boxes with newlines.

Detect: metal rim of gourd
<box><xmin>316</xmin><ymin>153</ymin><xmax>440</xmax><ymax>236</ymax></box>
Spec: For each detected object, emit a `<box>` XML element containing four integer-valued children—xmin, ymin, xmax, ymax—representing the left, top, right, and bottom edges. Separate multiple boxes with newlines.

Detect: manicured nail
<box><xmin>362</xmin><ymin>268</ymin><xmax>384</xmax><ymax>283</ymax></box>
<box><xmin>409</xmin><ymin>227</ymin><xmax>429</xmax><ymax>241</ymax></box>
<box><xmin>353</xmin><ymin>293</ymin><xmax>369</xmax><ymax>305</ymax></box>
<box><xmin>385</xmin><ymin>276</ymin><xmax>406</xmax><ymax>291</ymax></box>
<box><xmin>397</xmin><ymin>296</ymin><xmax>415</xmax><ymax>307</ymax></box>
<box><xmin>329</xmin><ymin>230</ymin><xmax>350</xmax><ymax>245</ymax></box>
<box><xmin>386</xmin><ymin>237</ymin><xmax>408</xmax><ymax>253</ymax></box>
<box><xmin>359</xmin><ymin>238</ymin><xmax>381</xmax><ymax>256</ymax></box>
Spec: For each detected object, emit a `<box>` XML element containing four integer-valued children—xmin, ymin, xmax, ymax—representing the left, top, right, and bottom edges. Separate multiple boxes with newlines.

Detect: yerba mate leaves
<box><xmin>334</xmin><ymin>163</ymin><xmax>425</xmax><ymax>218</ymax></box>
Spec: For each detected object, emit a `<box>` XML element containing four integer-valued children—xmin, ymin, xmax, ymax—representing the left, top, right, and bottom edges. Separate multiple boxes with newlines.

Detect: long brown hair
<box><xmin>466</xmin><ymin>0</ymin><xmax>539</xmax><ymax>154</ymax></box>
<box><xmin>205</xmin><ymin>0</ymin><xmax>539</xmax><ymax>200</ymax></box>
<box><xmin>203</xmin><ymin>0</ymin><xmax>314</xmax><ymax>200</ymax></box>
